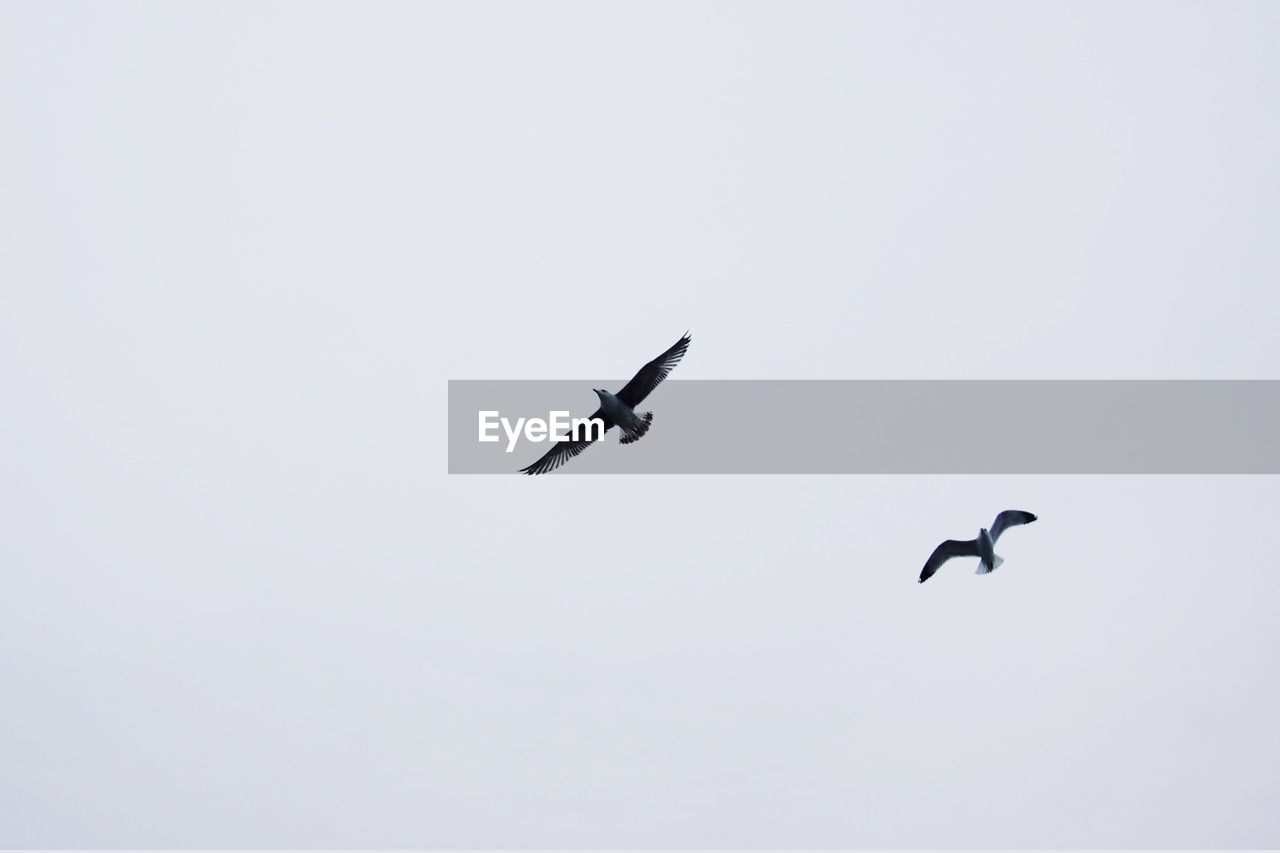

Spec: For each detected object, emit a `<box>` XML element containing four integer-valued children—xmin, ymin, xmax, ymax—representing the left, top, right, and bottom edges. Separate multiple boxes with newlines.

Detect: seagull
<box><xmin>918</xmin><ymin>510</ymin><xmax>1038</xmax><ymax>583</ymax></box>
<box><xmin>519</xmin><ymin>333</ymin><xmax>691</xmax><ymax>475</ymax></box>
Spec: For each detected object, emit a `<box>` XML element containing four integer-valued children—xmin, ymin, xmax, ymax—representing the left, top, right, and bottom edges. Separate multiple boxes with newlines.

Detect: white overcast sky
<box><xmin>2</xmin><ymin>0</ymin><xmax>1279</xmax><ymax>847</ymax></box>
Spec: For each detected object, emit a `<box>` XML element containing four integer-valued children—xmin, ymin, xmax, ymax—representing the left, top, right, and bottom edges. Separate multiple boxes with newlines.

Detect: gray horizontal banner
<box><xmin>448</xmin><ymin>380</ymin><xmax>1280</xmax><ymax>474</ymax></box>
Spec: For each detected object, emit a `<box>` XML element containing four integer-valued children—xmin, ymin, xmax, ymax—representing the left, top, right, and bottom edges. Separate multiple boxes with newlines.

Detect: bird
<box><xmin>917</xmin><ymin>510</ymin><xmax>1038</xmax><ymax>583</ymax></box>
<box><xmin>519</xmin><ymin>333</ymin><xmax>691</xmax><ymax>475</ymax></box>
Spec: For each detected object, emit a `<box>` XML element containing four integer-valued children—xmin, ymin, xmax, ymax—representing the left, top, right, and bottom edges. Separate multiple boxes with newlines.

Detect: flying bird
<box><xmin>519</xmin><ymin>333</ymin><xmax>691</xmax><ymax>475</ymax></box>
<box><xmin>918</xmin><ymin>510</ymin><xmax>1038</xmax><ymax>583</ymax></box>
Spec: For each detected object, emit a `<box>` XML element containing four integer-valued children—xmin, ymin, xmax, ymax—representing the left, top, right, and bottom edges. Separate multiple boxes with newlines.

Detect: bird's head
<box><xmin>593</xmin><ymin>389</ymin><xmax>607</xmax><ymax>400</ymax></box>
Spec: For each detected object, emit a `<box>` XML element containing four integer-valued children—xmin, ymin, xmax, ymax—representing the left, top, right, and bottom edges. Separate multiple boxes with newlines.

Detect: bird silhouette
<box><xmin>918</xmin><ymin>510</ymin><xmax>1038</xmax><ymax>583</ymax></box>
<box><xmin>519</xmin><ymin>333</ymin><xmax>690</xmax><ymax>475</ymax></box>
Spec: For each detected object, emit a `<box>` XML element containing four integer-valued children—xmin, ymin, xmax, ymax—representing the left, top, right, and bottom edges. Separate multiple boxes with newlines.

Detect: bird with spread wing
<box><xmin>918</xmin><ymin>509</ymin><xmax>1038</xmax><ymax>583</ymax></box>
<box><xmin>519</xmin><ymin>333</ymin><xmax>691</xmax><ymax>475</ymax></box>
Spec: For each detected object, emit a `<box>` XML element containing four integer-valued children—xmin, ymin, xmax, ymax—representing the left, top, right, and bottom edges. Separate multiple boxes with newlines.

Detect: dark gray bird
<box><xmin>918</xmin><ymin>510</ymin><xmax>1038</xmax><ymax>583</ymax></box>
<box><xmin>519</xmin><ymin>333</ymin><xmax>691</xmax><ymax>475</ymax></box>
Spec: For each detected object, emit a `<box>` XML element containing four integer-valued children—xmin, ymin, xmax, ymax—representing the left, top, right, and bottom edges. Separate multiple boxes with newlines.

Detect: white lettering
<box><xmin>478</xmin><ymin>411</ymin><xmax>500</xmax><ymax>443</ymax></box>
<box><xmin>502</xmin><ymin>417</ymin><xmax>526</xmax><ymax>453</ymax></box>
<box><xmin>548</xmin><ymin>411</ymin><xmax>570</xmax><ymax>441</ymax></box>
<box><xmin>572</xmin><ymin>417</ymin><xmax>605</xmax><ymax>442</ymax></box>
<box><xmin>481</xmin><ymin>410</ymin><xmax>607</xmax><ymax>451</ymax></box>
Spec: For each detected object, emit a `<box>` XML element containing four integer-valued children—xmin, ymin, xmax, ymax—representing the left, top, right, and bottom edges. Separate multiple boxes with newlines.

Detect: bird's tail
<box><xmin>976</xmin><ymin>554</ymin><xmax>1005</xmax><ymax>575</ymax></box>
<box><xmin>619</xmin><ymin>412</ymin><xmax>653</xmax><ymax>445</ymax></box>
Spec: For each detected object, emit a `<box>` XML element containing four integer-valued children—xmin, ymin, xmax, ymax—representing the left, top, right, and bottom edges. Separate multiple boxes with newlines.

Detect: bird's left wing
<box><xmin>990</xmin><ymin>510</ymin><xmax>1038</xmax><ymax>543</ymax></box>
<box><xmin>615</xmin><ymin>333</ymin><xmax>691</xmax><ymax>409</ymax></box>
<box><xmin>518</xmin><ymin>408</ymin><xmax>612</xmax><ymax>475</ymax></box>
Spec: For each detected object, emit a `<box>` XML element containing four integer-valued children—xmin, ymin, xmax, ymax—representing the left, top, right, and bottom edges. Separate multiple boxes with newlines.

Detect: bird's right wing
<box><xmin>918</xmin><ymin>538</ymin><xmax>982</xmax><ymax>583</ymax></box>
<box><xmin>615</xmin><ymin>333</ymin><xmax>691</xmax><ymax>409</ymax></box>
<box><xmin>518</xmin><ymin>408</ymin><xmax>612</xmax><ymax>475</ymax></box>
<box><xmin>990</xmin><ymin>510</ymin><xmax>1038</xmax><ymax>543</ymax></box>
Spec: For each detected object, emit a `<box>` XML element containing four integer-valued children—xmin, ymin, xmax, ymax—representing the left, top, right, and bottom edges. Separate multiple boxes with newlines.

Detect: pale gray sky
<box><xmin>2</xmin><ymin>0</ymin><xmax>1278</xmax><ymax>847</ymax></box>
